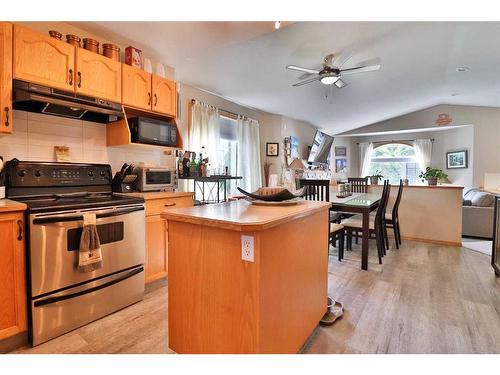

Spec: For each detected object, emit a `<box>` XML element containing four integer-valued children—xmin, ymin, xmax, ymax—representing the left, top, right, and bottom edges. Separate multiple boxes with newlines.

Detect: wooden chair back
<box><xmin>299</xmin><ymin>179</ymin><xmax>330</xmax><ymax>202</ymax></box>
<box><xmin>347</xmin><ymin>177</ymin><xmax>369</xmax><ymax>193</ymax></box>
<box><xmin>374</xmin><ymin>180</ymin><xmax>390</xmax><ymax>227</ymax></box>
<box><xmin>392</xmin><ymin>179</ymin><xmax>404</xmax><ymax>219</ymax></box>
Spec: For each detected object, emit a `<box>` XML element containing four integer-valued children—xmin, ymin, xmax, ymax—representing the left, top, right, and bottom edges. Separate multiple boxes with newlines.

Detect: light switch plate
<box><xmin>241</xmin><ymin>235</ymin><xmax>254</xmax><ymax>262</ymax></box>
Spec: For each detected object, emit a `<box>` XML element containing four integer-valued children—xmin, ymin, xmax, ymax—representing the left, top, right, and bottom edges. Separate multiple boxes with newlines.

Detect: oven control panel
<box><xmin>7</xmin><ymin>161</ymin><xmax>112</xmax><ymax>187</ymax></box>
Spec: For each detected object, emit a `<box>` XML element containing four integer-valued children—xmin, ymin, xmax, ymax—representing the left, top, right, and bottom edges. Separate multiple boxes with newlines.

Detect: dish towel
<box><xmin>78</xmin><ymin>213</ymin><xmax>103</xmax><ymax>273</ymax></box>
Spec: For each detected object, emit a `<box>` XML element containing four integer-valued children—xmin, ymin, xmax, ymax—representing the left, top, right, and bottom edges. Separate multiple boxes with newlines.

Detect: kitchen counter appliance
<box><xmin>134</xmin><ymin>165</ymin><xmax>177</xmax><ymax>192</ymax></box>
<box><xmin>129</xmin><ymin>116</ymin><xmax>177</xmax><ymax>147</ymax></box>
<box><xmin>5</xmin><ymin>160</ymin><xmax>146</xmax><ymax>346</ymax></box>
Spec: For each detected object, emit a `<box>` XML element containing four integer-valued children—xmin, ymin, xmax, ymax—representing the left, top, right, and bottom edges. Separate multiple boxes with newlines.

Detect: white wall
<box><xmin>345</xmin><ymin>126</ymin><xmax>474</xmax><ymax>186</ymax></box>
<box><xmin>338</xmin><ymin>104</ymin><xmax>500</xmax><ymax>187</ymax></box>
<box><xmin>178</xmin><ymin>83</ymin><xmax>318</xmax><ymax>182</ymax></box>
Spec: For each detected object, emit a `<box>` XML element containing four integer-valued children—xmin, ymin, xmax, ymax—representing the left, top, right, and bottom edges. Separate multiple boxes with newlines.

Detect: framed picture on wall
<box><xmin>446</xmin><ymin>150</ymin><xmax>468</xmax><ymax>169</ymax></box>
<box><xmin>266</xmin><ymin>142</ymin><xmax>279</xmax><ymax>157</ymax></box>
<box><xmin>335</xmin><ymin>146</ymin><xmax>347</xmax><ymax>157</ymax></box>
<box><xmin>335</xmin><ymin>158</ymin><xmax>347</xmax><ymax>173</ymax></box>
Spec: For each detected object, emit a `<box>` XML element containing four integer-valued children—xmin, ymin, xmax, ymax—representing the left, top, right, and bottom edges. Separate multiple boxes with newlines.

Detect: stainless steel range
<box><xmin>5</xmin><ymin>160</ymin><xmax>146</xmax><ymax>346</ymax></box>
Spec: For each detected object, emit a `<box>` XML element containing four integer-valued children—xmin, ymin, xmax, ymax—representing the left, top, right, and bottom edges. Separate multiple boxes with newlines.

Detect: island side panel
<box><xmin>258</xmin><ymin>208</ymin><xmax>329</xmax><ymax>353</ymax></box>
<box><xmin>167</xmin><ymin>220</ymin><xmax>260</xmax><ymax>353</ymax></box>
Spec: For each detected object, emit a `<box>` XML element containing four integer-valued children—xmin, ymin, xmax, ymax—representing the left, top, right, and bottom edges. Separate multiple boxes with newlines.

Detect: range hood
<box><xmin>13</xmin><ymin>80</ymin><xmax>124</xmax><ymax>123</ymax></box>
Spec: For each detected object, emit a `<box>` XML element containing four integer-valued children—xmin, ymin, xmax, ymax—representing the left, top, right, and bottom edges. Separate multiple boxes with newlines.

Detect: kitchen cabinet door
<box><xmin>13</xmin><ymin>25</ymin><xmax>75</xmax><ymax>92</ymax></box>
<box><xmin>152</xmin><ymin>75</ymin><xmax>177</xmax><ymax>117</ymax></box>
<box><xmin>145</xmin><ymin>215</ymin><xmax>168</xmax><ymax>283</ymax></box>
<box><xmin>75</xmin><ymin>48</ymin><xmax>122</xmax><ymax>103</ymax></box>
<box><xmin>0</xmin><ymin>212</ymin><xmax>27</xmax><ymax>340</ymax></box>
<box><xmin>122</xmin><ymin>64</ymin><xmax>152</xmax><ymax>111</ymax></box>
<box><xmin>0</xmin><ymin>23</ymin><xmax>12</xmax><ymax>134</ymax></box>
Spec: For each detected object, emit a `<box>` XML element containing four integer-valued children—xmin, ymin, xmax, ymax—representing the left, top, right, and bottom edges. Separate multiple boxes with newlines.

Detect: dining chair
<box><xmin>386</xmin><ymin>179</ymin><xmax>404</xmax><ymax>249</ymax></box>
<box><xmin>299</xmin><ymin>179</ymin><xmax>330</xmax><ymax>201</ymax></box>
<box><xmin>347</xmin><ymin>177</ymin><xmax>369</xmax><ymax>193</ymax></box>
<box><xmin>341</xmin><ymin>180</ymin><xmax>390</xmax><ymax>264</ymax></box>
<box><xmin>330</xmin><ymin>223</ymin><xmax>345</xmax><ymax>261</ymax></box>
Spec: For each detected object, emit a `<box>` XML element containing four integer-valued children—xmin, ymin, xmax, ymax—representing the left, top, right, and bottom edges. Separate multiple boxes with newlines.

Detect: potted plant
<box><xmin>418</xmin><ymin>167</ymin><xmax>448</xmax><ymax>186</ymax></box>
<box><xmin>369</xmin><ymin>170</ymin><xmax>384</xmax><ymax>185</ymax></box>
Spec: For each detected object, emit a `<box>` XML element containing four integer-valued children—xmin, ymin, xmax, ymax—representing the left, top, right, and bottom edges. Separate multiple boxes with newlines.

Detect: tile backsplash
<box><xmin>0</xmin><ymin>110</ymin><xmax>175</xmax><ymax>173</ymax></box>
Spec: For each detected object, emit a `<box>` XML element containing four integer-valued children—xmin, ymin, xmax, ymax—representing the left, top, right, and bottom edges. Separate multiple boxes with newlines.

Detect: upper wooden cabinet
<box><xmin>0</xmin><ymin>212</ymin><xmax>27</xmax><ymax>341</ymax></box>
<box><xmin>122</xmin><ymin>64</ymin><xmax>152</xmax><ymax>111</ymax></box>
<box><xmin>152</xmin><ymin>75</ymin><xmax>177</xmax><ymax>117</ymax></box>
<box><xmin>13</xmin><ymin>25</ymin><xmax>75</xmax><ymax>92</ymax></box>
<box><xmin>0</xmin><ymin>23</ymin><xmax>13</xmax><ymax>134</ymax></box>
<box><xmin>75</xmin><ymin>48</ymin><xmax>121</xmax><ymax>103</ymax></box>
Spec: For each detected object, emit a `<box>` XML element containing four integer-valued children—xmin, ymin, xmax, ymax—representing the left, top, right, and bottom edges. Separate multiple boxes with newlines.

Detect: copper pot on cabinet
<box><xmin>49</xmin><ymin>30</ymin><xmax>62</xmax><ymax>40</ymax></box>
<box><xmin>102</xmin><ymin>43</ymin><xmax>120</xmax><ymax>61</ymax></box>
<box><xmin>83</xmin><ymin>38</ymin><xmax>99</xmax><ymax>53</ymax></box>
<box><xmin>66</xmin><ymin>34</ymin><xmax>81</xmax><ymax>47</ymax></box>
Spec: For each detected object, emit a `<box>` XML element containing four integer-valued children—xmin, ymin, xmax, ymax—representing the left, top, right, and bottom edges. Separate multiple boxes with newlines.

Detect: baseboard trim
<box><xmin>400</xmin><ymin>236</ymin><xmax>462</xmax><ymax>247</ymax></box>
<box><xmin>0</xmin><ymin>331</ymin><xmax>28</xmax><ymax>353</ymax></box>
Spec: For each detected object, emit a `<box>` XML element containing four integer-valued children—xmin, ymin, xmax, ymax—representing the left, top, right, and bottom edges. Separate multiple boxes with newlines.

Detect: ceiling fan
<box><xmin>286</xmin><ymin>53</ymin><xmax>381</xmax><ymax>88</ymax></box>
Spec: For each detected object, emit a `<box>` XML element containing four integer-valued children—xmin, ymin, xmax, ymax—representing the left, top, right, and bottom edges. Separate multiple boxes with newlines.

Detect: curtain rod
<box><xmin>191</xmin><ymin>99</ymin><xmax>254</xmax><ymax>121</ymax></box>
<box><xmin>356</xmin><ymin>138</ymin><xmax>435</xmax><ymax>145</ymax></box>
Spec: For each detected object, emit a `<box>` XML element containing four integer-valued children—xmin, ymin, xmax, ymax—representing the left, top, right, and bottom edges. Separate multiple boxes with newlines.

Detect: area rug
<box><xmin>462</xmin><ymin>238</ymin><xmax>492</xmax><ymax>256</ymax></box>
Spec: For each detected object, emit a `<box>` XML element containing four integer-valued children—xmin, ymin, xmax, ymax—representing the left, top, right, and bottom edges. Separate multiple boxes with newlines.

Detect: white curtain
<box><xmin>414</xmin><ymin>139</ymin><xmax>433</xmax><ymax>172</ymax></box>
<box><xmin>359</xmin><ymin>142</ymin><xmax>373</xmax><ymax>177</ymax></box>
<box><xmin>237</xmin><ymin>116</ymin><xmax>262</xmax><ymax>192</ymax></box>
<box><xmin>189</xmin><ymin>100</ymin><xmax>220</xmax><ymax>169</ymax></box>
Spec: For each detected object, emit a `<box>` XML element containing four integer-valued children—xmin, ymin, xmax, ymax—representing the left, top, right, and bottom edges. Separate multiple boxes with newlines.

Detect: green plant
<box><xmin>418</xmin><ymin>167</ymin><xmax>448</xmax><ymax>182</ymax></box>
<box><xmin>369</xmin><ymin>170</ymin><xmax>384</xmax><ymax>182</ymax></box>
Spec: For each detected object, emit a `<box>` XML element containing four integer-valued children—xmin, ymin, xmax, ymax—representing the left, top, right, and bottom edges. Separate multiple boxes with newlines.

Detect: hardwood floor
<box><xmin>12</xmin><ymin>240</ymin><xmax>500</xmax><ymax>354</ymax></box>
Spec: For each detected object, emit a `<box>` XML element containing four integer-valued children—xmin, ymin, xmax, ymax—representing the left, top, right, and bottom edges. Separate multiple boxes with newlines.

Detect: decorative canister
<box><xmin>102</xmin><ymin>43</ymin><xmax>120</xmax><ymax>61</ymax></box>
<box><xmin>66</xmin><ymin>34</ymin><xmax>81</xmax><ymax>47</ymax></box>
<box><xmin>49</xmin><ymin>30</ymin><xmax>62</xmax><ymax>40</ymax></box>
<box><xmin>83</xmin><ymin>38</ymin><xmax>99</xmax><ymax>53</ymax></box>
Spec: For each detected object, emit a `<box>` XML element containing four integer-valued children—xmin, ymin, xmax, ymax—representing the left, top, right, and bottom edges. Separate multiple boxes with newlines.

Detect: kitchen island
<box><xmin>161</xmin><ymin>199</ymin><xmax>331</xmax><ymax>353</ymax></box>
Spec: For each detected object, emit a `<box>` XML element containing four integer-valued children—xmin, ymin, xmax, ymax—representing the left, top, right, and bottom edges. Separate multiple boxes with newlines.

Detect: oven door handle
<box><xmin>33</xmin><ymin>266</ymin><xmax>144</xmax><ymax>307</ymax></box>
<box><xmin>32</xmin><ymin>206</ymin><xmax>144</xmax><ymax>225</ymax></box>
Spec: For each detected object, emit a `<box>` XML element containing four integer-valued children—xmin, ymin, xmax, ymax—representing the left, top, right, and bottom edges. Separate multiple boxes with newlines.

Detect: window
<box><xmin>217</xmin><ymin>117</ymin><xmax>238</xmax><ymax>194</ymax></box>
<box><xmin>368</xmin><ymin>143</ymin><xmax>418</xmax><ymax>184</ymax></box>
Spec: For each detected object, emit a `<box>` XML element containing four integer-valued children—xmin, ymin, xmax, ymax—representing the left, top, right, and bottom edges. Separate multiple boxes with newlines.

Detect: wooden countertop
<box><xmin>115</xmin><ymin>191</ymin><xmax>193</xmax><ymax>200</ymax></box>
<box><xmin>161</xmin><ymin>199</ymin><xmax>331</xmax><ymax>231</ymax></box>
<box><xmin>0</xmin><ymin>199</ymin><xmax>27</xmax><ymax>213</ymax></box>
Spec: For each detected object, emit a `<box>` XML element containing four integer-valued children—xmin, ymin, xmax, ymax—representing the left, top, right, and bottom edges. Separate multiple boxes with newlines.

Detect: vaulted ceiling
<box><xmin>75</xmin><ymin>21</ymin><xmax>500</xmax><ymax>134</ymax></box>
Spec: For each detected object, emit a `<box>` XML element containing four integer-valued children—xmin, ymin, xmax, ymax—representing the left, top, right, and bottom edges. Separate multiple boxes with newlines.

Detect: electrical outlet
<box><xmin>241</xmin><ymin>235</ymin><xmax>254</xmax><ymax>262</ymax></box>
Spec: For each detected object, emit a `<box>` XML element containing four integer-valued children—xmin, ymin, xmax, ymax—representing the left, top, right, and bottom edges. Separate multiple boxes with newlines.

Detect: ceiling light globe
<box><xmin>320</xmin><ymin>76</ymin><xmax>338</xmax><ymax>85</ymax></box>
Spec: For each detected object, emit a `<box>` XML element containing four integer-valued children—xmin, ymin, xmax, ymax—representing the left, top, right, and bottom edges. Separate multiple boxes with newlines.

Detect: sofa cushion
<box><xmin>470</xmin><ymin>191</ymin><xmax>495</xmax><ymax>207</ymax></box>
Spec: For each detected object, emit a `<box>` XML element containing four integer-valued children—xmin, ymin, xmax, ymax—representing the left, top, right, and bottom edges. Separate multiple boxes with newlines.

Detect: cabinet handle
<box><xmin>69</xmin><ymin>69</ymin><xmax>73</xmax><ymax>85</ymax></box>
<box><xmin>17</xmin><ymin>220</ymin><xmax>23</xmax><ymax>241</ymax></box>
<box><xmin>164</xmin><ymin>202</ymin><xmax>176</xmax><ymax>207</ymax></box>
<box><xmin>4</xmin><ymin>107</ymin><xmax>9</xmax><ymax>127</ymax></box>
<box><xmin>77</xmin><ymin>72</ymin><xmax>82</xmax><ymax>88</ymax></box>
<box><xmin>148</xmin><ymin>92</ymin><xmax>151</xmax><ymax>106</ymax></box>
<box><xmin>154</xmin><ymin>94</ymin><xmax>158</xmax><ymax>107</ymax></box>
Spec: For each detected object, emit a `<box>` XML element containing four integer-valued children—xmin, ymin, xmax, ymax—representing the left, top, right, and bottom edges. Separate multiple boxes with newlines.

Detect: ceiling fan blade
<box><xmin>334</xmin><ymin>79</ymin><xmax>347</xmax><ymax>88</ymax></box>
<box><xmin>286</xmin><ymin>65</ymin><xmax>320</xmax><ymax>74</ymax></box>
<box><xmin>340</xmin><ymin>63</ymin><xmax>381</xmax><ymax>75</ymax></box>
<box><xmin>292</xmin><ymin>76</ymin><xmax>321</xmax><ymax>87</ymax></box>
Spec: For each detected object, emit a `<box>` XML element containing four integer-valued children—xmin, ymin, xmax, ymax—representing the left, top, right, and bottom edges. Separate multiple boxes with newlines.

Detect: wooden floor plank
<box><xmin>11</xmin><ymin>241</ymin><xmax>500</xmax><ymax>354</ymax></box>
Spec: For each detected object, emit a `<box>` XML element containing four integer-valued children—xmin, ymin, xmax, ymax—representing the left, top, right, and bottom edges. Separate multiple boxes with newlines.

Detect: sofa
<box><xmin>462</xmin><ymin>188</ymin><xmax>496</xmax><ymax>239</ymax></box>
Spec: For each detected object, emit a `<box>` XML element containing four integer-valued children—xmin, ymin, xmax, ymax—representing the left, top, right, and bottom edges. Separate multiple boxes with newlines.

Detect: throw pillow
<box><xmin>470</xmin><ymin>191</ymin><xmax>495</xmax><ymax>207</ymax></box>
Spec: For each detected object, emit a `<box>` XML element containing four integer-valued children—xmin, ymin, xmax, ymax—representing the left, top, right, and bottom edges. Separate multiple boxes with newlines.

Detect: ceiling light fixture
<box><xmin>275</xmin><ymin>21</ymin><xmax>281</xmax><ymax>30</ymax></box>
<box><xmin>456</xmin><ymin>66</ymin><xmax>470</xmax><ymax>72</ymax></box>
<box><xmin>320</xmin><ymin>75</ymin><xmax>339</xmax><ymax>85</ymax></box>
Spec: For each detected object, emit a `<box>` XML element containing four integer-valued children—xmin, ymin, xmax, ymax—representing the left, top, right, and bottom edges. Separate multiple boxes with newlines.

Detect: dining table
<box><xmin>329</xmin><ymin>191</ymin><xmax>382</xmax><ymax>270</ymax></box>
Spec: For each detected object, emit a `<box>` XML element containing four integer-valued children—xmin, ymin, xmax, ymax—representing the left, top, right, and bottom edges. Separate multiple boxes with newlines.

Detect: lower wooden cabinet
<box><xmin>144</xmin><ymin>194</ymin><xmax>193</xmax><ymax>283</ymax></box>
<box><xmin>0</xmin><ymin>212</ymin><xmax>27</xmax><ymax>340</ymax></box>
<box><xmin>145</xmin><ymin>215</ymin><xmax>168</xmax><ymax>283</ymax></box>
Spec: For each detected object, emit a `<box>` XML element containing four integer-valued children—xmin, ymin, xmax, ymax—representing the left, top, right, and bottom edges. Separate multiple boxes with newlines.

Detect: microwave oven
<box><xmin>134</xmin><ymin>165</ymin><xmax>177</xmax><ymax>192</ymax></box>
<box><xmin>129</xmin><ymin>117</ymin><xmax>177</xmax><ymax>147</ymax></box>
